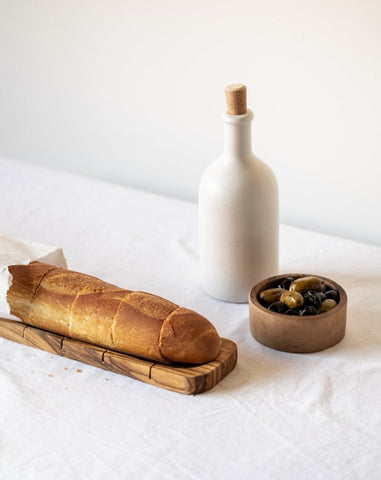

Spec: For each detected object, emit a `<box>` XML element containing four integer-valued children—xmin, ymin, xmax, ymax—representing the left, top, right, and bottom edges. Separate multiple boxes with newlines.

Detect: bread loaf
<box><xmin>7</xmin><ymin>262</ymin><xmax>221</xmax><ymax>364</ymax></box>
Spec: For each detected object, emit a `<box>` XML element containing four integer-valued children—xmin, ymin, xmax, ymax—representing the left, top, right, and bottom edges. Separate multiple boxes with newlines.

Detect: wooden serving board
<box><xmin>0</xmin><ymin>317</ymin><xmax>237</xmax><ymax>395</ymax></box>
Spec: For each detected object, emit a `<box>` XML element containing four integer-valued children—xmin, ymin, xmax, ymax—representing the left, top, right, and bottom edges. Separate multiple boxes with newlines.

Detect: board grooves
<box><xmin>0</xmin><ymin>317</ymin><xmax>237</xmax><ymax>395</ymax></box>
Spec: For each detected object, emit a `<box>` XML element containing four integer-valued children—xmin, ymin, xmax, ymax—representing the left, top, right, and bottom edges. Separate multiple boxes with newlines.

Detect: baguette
<box><xmin>7</xmin><ymin>262</ymin><xmax>221</xmax><ymax>364</ymax></box>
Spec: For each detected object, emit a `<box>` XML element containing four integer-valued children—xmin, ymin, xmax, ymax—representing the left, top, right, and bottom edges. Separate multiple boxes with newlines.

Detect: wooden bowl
<box><xmin>249</xmin><ymin>274</ymin><xmax>347</xmax><ymax>353</ymax></box>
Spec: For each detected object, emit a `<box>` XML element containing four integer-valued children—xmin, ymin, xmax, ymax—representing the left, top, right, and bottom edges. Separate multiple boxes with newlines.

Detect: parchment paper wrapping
<box><xmin>0</xmin><ymin>235</ymin><xmax>67</xmax><ymax>316</ymax></box>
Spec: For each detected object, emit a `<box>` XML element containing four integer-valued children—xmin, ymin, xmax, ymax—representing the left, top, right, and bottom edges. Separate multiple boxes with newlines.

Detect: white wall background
<box><xmin>0</xmin><ymin>0</ymin><xmax>380</xmax><ymax>246</ymax></box>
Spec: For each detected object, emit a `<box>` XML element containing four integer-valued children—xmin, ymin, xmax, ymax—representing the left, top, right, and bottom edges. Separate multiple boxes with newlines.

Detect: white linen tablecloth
<box><xmin>0</xmin><ymin>156</ymin><xmax>380</xmax><ymax>479</ymax></box>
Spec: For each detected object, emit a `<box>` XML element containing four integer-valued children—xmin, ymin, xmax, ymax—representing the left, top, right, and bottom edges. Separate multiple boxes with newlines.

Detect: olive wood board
<box><xmin>0</xmin><ymin>317</ymin><xmax>237</xmax><ymax>395</ymax></box>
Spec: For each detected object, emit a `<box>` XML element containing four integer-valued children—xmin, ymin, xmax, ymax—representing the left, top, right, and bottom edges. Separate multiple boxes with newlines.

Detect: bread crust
<box><xmin>160</xmin><ymin>307</ymin><xmax>222</xmax><ymax>364</ymax></box>
<box><xmin>7</xmin><ymin>262</ymin><xmax>221</xmax><ymax>364</ymax></box>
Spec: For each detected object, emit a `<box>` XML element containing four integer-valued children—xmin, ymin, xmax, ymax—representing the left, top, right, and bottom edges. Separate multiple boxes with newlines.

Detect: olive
<box><xmin>289</xmin><ymin>276</ymin><xmax>325</xmax><ymax>294</ymax></box>
<box><xmin>278</xmin><ymin>276</ymin><xmax>295</xmax><ymax>290</ymax></box>
<box><xmin>259</xmin><ymin>288</ymin><xmax>287</xmax><ymax>305</ymax></box>
<box><xmin>285</xmin><ymin>309</ymin><xmax>298</xmax><ymax>316</ymax></box>
<box><xmin>316</xmin><ymin>292</ymin><xmax>326</xmax><ymax>302</ymax></box>
<box><xmin>303</xmin><ymin>290</ymin><xmax>322</xmax><ymax>309</ymax></box>
<box><xmin>299</xmin><ymin>306</ymin><xmax>318</xmax><ymax>316</ymax></box>
<box><xmin>318</xmin><ymin>299</ymin><xmax>337</xmax><ymax>313</ymax></box>
<box><xmin>325</xmin><ymin>289</ymin><xmax>339</xmax><ymax>301</ymax></box>
<box><xmin>267</xmin><ymin>301</ymin><xmax>288</xmax><ymax>314</ymax></box>
<box><xmin>280</xmin><ymin>291</ymin><xmax>304</xmax><ymax>309</ymax></box>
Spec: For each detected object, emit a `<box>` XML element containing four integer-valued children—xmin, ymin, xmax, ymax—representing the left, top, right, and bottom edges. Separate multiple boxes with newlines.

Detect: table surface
<box><xmin>1</xmin><ymin>156</ymin><xmax>381</xmax><ymax>480</ymax></box>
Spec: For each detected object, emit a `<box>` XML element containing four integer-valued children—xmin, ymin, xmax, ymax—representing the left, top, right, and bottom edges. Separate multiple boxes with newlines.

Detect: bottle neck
<box><xmin>223</xmin><ymin>109</ymin><xmax>254</xmax><ymax>159</ymax></box>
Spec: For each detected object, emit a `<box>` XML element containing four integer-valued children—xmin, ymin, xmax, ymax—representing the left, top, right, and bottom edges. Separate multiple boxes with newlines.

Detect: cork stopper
<box><xmin>225</xmin><ymin>84</ymin><xmax>247</xmax><ymax>115</ymax></box>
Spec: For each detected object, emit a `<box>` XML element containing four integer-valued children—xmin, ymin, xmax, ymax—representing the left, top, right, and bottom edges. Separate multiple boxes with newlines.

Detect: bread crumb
<box><xmin>76</xmin><ymin>368</ymin><xmax>82</xmax><ymax>373</ymax></box>
<box><xmin>105</xmin><ymin>378</ymin><xmax>109</xmax><ymax>381</ymax></box>
<box><xmin>48</xmin><ymin>374</ymin><xmax>53</xmax><ymax>378</ymax></box>
<box><xmin>30</xmin><ymin>370</ymin><xmax>34</xmax><ymax>374</ymax></box>
<box><xmin>64</xmin><ymin>367</ymin><xmax>68</xmax><ymax>371</ymax></box>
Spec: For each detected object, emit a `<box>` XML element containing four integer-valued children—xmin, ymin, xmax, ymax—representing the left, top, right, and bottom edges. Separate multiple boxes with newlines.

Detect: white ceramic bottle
<box><xmin>198</xmin><ymin>84</ymin><xmax>279</xmax><ymax>303</ymax></box>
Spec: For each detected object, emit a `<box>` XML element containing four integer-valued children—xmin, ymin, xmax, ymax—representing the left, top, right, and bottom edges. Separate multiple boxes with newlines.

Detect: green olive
<box><xmin>280</xmin><ymin>291</ymin><xmax>304</xmax><ymax>309</ymax></box>
<box><xmin>259</xmin><ymin>288</ymin><xmax>287</xmax><ymax>305</ymax></box>
<box><xmin>318</xmin><ymin>299</ymin><xmax>337</xmax><ymax>313</ymax></box>
<box><xmin>289</xmin><ymin>276</ymin><xmax>325</xmax><ymax>294</ymax></box>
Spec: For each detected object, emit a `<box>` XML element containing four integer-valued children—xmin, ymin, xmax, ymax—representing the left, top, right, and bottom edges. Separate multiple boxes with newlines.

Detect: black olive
<box><xmin>278</xmin><ymin>276</ymin><xmax>295</xmax><ymax>290</ymax></box>
<box><xmin>268</xmin><ymin>301</ymin><xmax>287</xmax><ymax>314</ymax></box>
<box><xmin>303</xmin><ymin>291</ymin><xmax>322</xmax><ymax>309</ymax></box>
<box><xmin>299</xmin><ymin>306</ymin><xmax>318</xmax><ymax>316</ymax></box>
<box><xmin>285</xmin><ymin>309</ymin><xmax>298</xmax><ymax>315</ymax></box>
<box><xmin>316</xmin><ymin>292</ymin><xmax>326</xmax><ymax>302</ymax></box>
<box><xmin>325</xmin><ymin>289</ymin><xmax>339</xmax><ymax>301</ymax></box>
